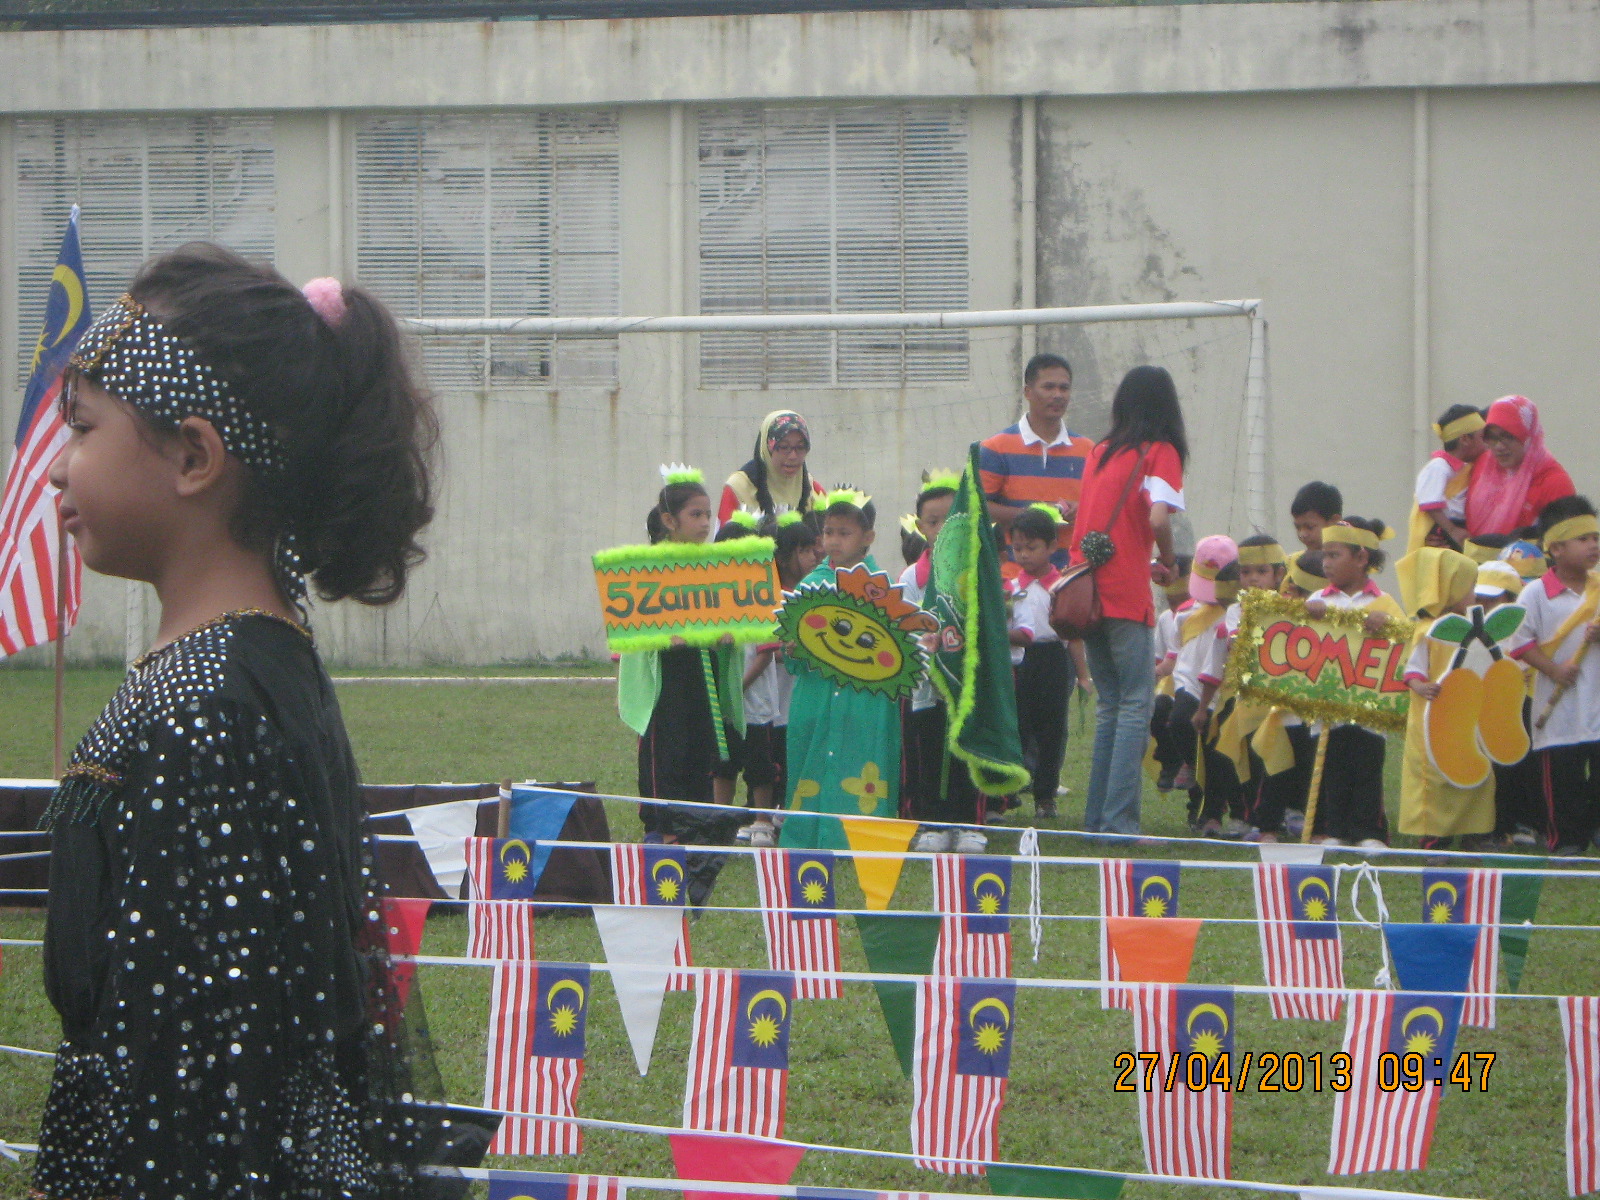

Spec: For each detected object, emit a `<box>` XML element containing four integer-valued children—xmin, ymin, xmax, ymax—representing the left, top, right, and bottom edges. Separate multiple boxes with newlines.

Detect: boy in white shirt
<box><xmin>1150</xmin><ymin>558</ymin><xmax>1192</xmax><ymax>792</ymax></box>
<box><xmin>1007</xmin><ymin>505</ymin><xmax>1081</xmax><ymax>820</ymax></box>
<box><xmin>1407</xmin><ymin>403</ymin><xmax>1486</xmax><ymax>553</ymax></box>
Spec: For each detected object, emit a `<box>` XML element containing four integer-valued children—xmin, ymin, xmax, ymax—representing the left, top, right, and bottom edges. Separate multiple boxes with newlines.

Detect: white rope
<box><xmin>1349</xmin><ymin>862</ymin><xmax>1394</xmax><ymax>990</ymax></box>
<box><xmin>1018</xmin><ymin>825</ymin><xmax>1043</xmax><ymax>963</ymax></box>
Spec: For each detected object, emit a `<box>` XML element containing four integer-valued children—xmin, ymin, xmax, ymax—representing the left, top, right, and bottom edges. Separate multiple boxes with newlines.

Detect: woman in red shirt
<box><xmin>1069</xmin><ymin>366</ymin><xmax>1187</xmax><ymax>835</ymax></box>
<box><xmin>1466</xmin><ymin>395</ymin><xmax>1574</xmax><ymax>537</ymax></box>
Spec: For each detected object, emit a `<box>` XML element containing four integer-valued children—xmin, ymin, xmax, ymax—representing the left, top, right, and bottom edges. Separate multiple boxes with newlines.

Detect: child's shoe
<box><xmin>953</xmin><ymin>829</ymin><xmax>989</xmax><ymax>854</ymax></box>
<box><xmin>748</xmin><ymin>821</ymin><xmax>777</xmax><ymax>849</ymax></box>
<box><xmin>1284</xmin><ymin>811</ymin><xmax>1306</xmax><ymax>840</ymax></box>
<box><xmin>1172</xmin><ymin>764</ymin><xmax>1196</xmax><ymax>791</ymax></box>
<box><xmin>912</xmin><ymin>828</ymin><xmax>951</xmax><ymax>853</ymax></box>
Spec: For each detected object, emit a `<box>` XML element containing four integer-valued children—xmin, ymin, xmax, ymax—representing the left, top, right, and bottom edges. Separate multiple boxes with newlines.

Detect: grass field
<box><xmin>2</xmin><ymin>666</ymin><xmax>1596</xmax><ymax>1200</ymax></box>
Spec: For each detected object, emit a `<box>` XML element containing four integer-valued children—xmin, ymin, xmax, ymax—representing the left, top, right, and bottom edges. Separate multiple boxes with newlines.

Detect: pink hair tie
<box><xmin>301</xmin><ymin>277</ymin><xmax>347</xmax><ymax>328</ymax></box>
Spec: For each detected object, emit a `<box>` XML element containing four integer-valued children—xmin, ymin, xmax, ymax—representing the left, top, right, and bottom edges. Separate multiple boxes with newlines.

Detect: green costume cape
<box><xmin>780</xmin><ymin>553</ymin><xmax>903</xmax><ymax>850</ymax></box>
<box><xmin>616</xmin><ymin>643</ymin><xmax>744</xmax><ymax>737</ymax></box>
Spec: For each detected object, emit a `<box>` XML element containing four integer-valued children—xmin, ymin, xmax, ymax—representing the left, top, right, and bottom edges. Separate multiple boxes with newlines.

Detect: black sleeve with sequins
<box><xmin>35</xmin><ymin>617</ymin><xmax>437</xmax><ymax>1200</ymax></box>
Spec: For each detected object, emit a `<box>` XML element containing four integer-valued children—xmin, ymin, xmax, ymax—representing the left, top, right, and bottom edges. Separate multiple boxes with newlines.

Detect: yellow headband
<box><xmin>1192</xmin><ymin>559</ymin><xmax>1226</xmax><ymax>581</ymax></box>
<box><xmin>1164</xmin><ymin>577</ymin><xmax>1190</xmax><ymax>597</ymax></box>
<box><xmin>1544</xmin><ymin>514</ymin><xmax>1600</xmax><ymax>549</ymax></box>
<box><xmin>1214</xmin><ymin>580</ymin><xmax>1240</xmax><ymax>604</ymax></box>
<box><xmin>1237</xmin><ymin>543</ymin><xmax>1287</xmax><ymax>567</ymax></box>
<box><xmin>1285</xmin><ymin>562</ymin><xmax>1324</xmax><ymax>594</ymax></box>
<box><xmin>1321</xmin><ymin>523</ymin><xmax>1395</xmax><ymax>552</ymax></box>
<box><xmin>1433</xmin><ymin>412</ymin><xmax>1486</xmax><ymax>444</ymax></box>
<box><xmin>1462</xmin><ymin>539</ymin><xmax>1500</xmax><ymax>565</ymax></box>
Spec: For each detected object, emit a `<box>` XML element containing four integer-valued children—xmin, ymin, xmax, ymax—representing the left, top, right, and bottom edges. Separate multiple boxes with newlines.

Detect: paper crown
<box><xmin>1025</xmin><ymin>502</ymin><xmax>1062</xmax><ymax>525</ymax></box>
<box><xmin>824</xmin><ymin>485</ymin><xmax>872</xmax><ymax>510</ymax></box>
<box><xmin>900</xmin><ymin>513</ymin><xmax>921</xmax><ymax>536</ymax></box>
<box><xmin>659</xmin><ymin>462</ymin><xmax>703</xmax><ymax>487</ymax></box>
<box><xmin>776</xmin><ymin>510</ymin><xmax>806</xmax><ymax>529</ymax></box>
<box><xmin>722</xmin><ymin>508</ymin><xmax>760</xmax><ymax>531</ymax></box>
<box><xmin>919</xmin><ymin>468</ymin><xmax>962</xmax><ymax>494</ymax></box>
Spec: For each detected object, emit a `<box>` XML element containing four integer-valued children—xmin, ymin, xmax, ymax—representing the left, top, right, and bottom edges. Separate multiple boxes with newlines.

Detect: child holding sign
<box><xmin>619</xmin><ymin>466</ymin><xmax>745</xmax><ymax>846</ymax></box>
<box><xmin>1305</xmin><ymin>517</ymin><xmax>1406</xmax><ymax>847</ymax></box>
<box><xmin>1512</xmin><ymin>495</ymin><xmax>1600</xmax><ymax>855</ymax></box>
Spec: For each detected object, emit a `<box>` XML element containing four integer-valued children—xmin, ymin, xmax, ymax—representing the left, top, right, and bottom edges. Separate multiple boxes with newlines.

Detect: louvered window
<box><xmin>698</xmin><ymin>105</ymin><xmax>969</xmax><ymax>389</ymax></box>
<box><xmin>354</xmin><ymin>113</ymin><xmax>620</xmax><ymax>391</ymax></box>
<box><xmin>13</xmin><ymin>116</ymin><xmax>275</xmax><ymax>384</ymax></box>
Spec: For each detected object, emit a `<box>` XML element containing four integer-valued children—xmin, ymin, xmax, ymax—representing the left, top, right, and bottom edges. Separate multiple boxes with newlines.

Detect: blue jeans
<box><xmin>1082</xmin><ymin>618</ymin><xmax>1155</xmax><ymax>835</ymax></box>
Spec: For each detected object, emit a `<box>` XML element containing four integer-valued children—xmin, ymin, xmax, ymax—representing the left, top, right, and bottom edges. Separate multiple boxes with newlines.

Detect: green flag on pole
<box><xmin>925</xmin><ymin>444</ymin><xmax>1030</xmax><ymax>795</ymax></box>
<box><xmin>854</xmin><ymin>912</ymin><xmax>942</xmax><ymax>1078</ymax></box>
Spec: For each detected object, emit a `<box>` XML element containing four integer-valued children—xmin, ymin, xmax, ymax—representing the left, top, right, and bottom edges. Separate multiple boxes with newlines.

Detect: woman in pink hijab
<box><xmin>1466</xmin><ymin>395</ymin><xmax>1575</xmax><ymax>536</ymax></box>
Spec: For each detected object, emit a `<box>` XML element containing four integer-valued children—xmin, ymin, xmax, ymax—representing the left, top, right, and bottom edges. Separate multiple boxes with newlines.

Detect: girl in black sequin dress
<box><xmin>36</xmin><ymin>244</ymin><xmax>448</xmax><ymax>1199</ymax></box>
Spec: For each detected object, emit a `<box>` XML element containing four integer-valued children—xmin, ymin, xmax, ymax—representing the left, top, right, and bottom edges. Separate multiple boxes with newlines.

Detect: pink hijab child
<box><xmin>1466</xmin><ymin>396</ymin><xmax>1575</xmax><ymax>537</ymax></box>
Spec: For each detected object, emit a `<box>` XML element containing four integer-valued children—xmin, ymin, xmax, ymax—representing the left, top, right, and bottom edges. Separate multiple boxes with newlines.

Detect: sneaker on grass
<box><xmin>1511</xmin><ymin>825</ymin><xmax>1539</xmax><ymax>847</ymax></box>
<box><xmin>911</xmin><ymin>828</ymin><xmax>951</xmax><ymax>853</ymax></box>
<box><xmin>953</xmin><ymin>829</ymin><xmax>989</xmax><ymax>854</ymax></box>
<box><xmin>748</xmin><ymin>822</ymin><xmax>776</xmax><ymax>849</ymax></box>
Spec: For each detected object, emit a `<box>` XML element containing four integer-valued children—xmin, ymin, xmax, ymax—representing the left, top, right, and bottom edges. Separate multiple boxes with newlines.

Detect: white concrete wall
<box><xmin>3</xmin><ymin>1</ymin><xmax>1598</xmax><ymax>664</ymax></box>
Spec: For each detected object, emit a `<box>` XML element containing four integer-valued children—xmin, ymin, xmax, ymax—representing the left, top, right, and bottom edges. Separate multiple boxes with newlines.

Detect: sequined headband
<box><xmin>70</xmin><ymin>295</ymin><xmax>285</xmax><ymax>475</ymax></box>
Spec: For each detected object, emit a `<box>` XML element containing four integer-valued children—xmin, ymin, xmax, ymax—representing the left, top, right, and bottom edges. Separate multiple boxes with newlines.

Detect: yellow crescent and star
<box><xmin>1425</xmin><ymin>880</ymin><xmax>1460</xmax><ymax>924</ymax></box>
<box><xmin>29</xmin><ymin>264</ymin><xmax>84</xmax><ymax>374</ymax></box>
<box><xmin>499</xmin><ymin>838</ymin><xmax>532</xmax><ymax>884</ymax></box>
<box><xmin>746</xmin><ymin>987</ymin><xmax>789</xmax><ymax>1048</ymax></box>
<box><xmin>967</xmin><ymin>995</ymin><xmax>1012</xmax><ymax>1056</ymax></box>
<box><xmin>1139</xmin><ymin>873</ymin><xmax>1174</xmax><ymax>919</ymax></box>
<box><xmin>796</xmin><ymin>859</ymin><xmax>831</xmax><ymax>906</ymax></box>
<box><xmin>1296</xmin><ymin>874</ymin><xmax>1332</xmax><ymax>923</ymax></box>
<box><xmin>1185</xmin><ymin>1001</ymin><xmax>1230</xmax><ymax>1061</ymax></box>
<box><xmin>1400</xmin><ymin>1004</ymin><xmax>1446</xmax><ymax>1056</ymax></box>
<box><xmin>545</xmin><ymin>977</ymin><xmax>587</xmax><ymax>1037</ymax></box>
<box><xmin>971</xmin><ymin>871</ymin><xmax>1007</xmax><ymax>916</ymax></box>
<box><xmin>652</xmin><ymin>854</ymin><xmax>685</xmax><ymax>903</ymax></box>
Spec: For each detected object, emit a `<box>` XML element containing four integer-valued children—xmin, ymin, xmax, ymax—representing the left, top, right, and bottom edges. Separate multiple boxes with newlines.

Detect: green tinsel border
<box><xmin>606</xmin><ymin>617</ymin><xmax>778</xmax><ymax>655</ymax></box>
<box><xmin>593</xmin><ymin>536</ymin><xmax>775</xmax><ymax>574</ymax></box>
<box><xmin>1223</xmin><ymin>588</ymin><xmax>1415</xmax><ymax>734</ymax></box>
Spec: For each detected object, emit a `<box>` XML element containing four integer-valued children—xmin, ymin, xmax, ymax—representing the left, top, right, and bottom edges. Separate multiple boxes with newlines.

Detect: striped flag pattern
<box><xmin>932</xmin><ymin>855</ymin><xmax>1012</xmax><ymax>979</ymax></box>
<box><xmin>682</xmin><ymin>968</ymin><xmax>793</xmax><ymax>1138</ymax></box>
<box><xmin>611</xmin><ymin>843</ymin><xmax>694</xmax><ymax>991</ymax></box>
<box><xmin>1100</xmin><ymin>860</ymin><xmax>1180</xmax><ymax>1010</ymax></box>
<box><xmin>485</xmin><ymin>1172</ymin><xmax>623</xmax><ymax>1200</ymax></box>
<box><xmin>1251</xmin><ymin>863</ymin><xmax>1344</xmax><ymax>1021</ymax></box>
<box><xmin>910</xmin><ymin>977</ymin><xmax>1014</xmax><ymax>1175</ymax></box>
<box><xmin>1421</xmin><ymin>867</ymin><xmax>1501</xmax><ymax>1028</ymax></box>
<box><xmin>1130</xmin><ymin>984</ymin><xmax>1233</xmax><ymax>1179</ymax></box>
<box><xmin>465</xmin><ymin>837</ymin><xmax>537</xmax><ymax>961</ymax></box>
<box><xmin>485</xmin><ymin>963</ymin><xmax>590</xmax><ymax>1156</ymax></box>
<box><xmin>1327</xmin><ymin>990</ymin><xmax>1462</xmax><ymax>1175</ymax></box>
<box><xmin>1</xmin><ymin>210</ymin><xmax>88</xmax><ymax>658</ymax></box>
<box><xmin>1562</xmin><ymin>995</ymin><xmax>1600</xmax><ymax>1198</ymax></box>
<box><xmin>753</xmin><ymin>848</ymin><xmax>843</xmax><ymax>999</ymax></box>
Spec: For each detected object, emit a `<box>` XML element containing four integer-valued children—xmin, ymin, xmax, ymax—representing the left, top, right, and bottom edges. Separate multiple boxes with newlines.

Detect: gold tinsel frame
<box><xmin>1222</xmin><ymin>589</ymin><xmax>1416</xmax><ymax>734</ymax></box>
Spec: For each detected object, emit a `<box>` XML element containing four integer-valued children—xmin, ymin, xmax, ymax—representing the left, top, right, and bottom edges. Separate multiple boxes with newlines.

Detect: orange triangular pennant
<box><xmin>840</xmin><ymin>816</ymin><xmax>919</xmax><ymax>910</ymax></box>
<box><xmin>1106</xmin><ymin>916</ymin><xmax>1202</xmax><ymax>984</ymax></box>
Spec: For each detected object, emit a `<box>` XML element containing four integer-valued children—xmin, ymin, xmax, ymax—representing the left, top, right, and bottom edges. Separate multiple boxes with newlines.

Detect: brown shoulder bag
<box><xmin>1048</xmin><ymin>445</ymin><xmax>1149</xmax><ymax>640</ymax></box>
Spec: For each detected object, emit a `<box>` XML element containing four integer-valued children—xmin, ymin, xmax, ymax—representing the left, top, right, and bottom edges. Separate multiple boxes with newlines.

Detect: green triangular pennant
<box><xmin>988</xmin><ymin>1162</ymin><xmax>1125</xmax><ymax>1199</ymax></box>
<box><xmin>854</xmin><ymin>912</ymin><xmax>942</xmax><ymax>1078</ymax></box>
<box><xmin>1494</xmin><ymin>858</ymin><xmax>1545</xmax><ymax>992</ymax></box>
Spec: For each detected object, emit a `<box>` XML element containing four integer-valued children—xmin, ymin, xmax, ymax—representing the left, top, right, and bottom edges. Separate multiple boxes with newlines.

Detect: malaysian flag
<box><xmin>485</xmin><ymin>1171</ymin><xmax>622</xmax><ymax>1200</ymax></box>
<box><xmin>1130</xmin><ymin>984</ymin><xmax>1233</xmax><ymax>1179</ymax></box>
<box><xmin>683</xmin><ymin>968</ymin><xmax>794</xmax><ymax>1139</ymax></box>
<box><xmin>465</xmin><ymin>837</ymin><xmax>538</xmax><ymax>961</ymax></box>
<box><xmin>932</xmin><ymin>854</ymin><xmax>1012</xmax><ymax>979</ymax></box>
<box><xmin>1</xmin><ymin>208</ymin><xmax>89</xmax><ymax>658</ymax></box>
<box><xmin>1421</xmin><ymin>868</ymin><xmax>1500</xmax><ymax>1028</ymax></box>
<box><xmin>611</xmin><ymin>842</ymin><xmax>694</xmax><ymax>991</ymax></box>
<box><xmin>1562</xmin><ymin>995</ymin><xmax>1600</xmax><ymax>1198</ymax></box>
<box><xmin>1100</xmin><ymin>860</ymin><xmax>1181</xmax><ymax>1009</ymax></box>
<box><xmin>910</xmin><ymin>977</ymin><xmax>1015</xmax><ymax>1175</ymax></box>
<box><xmin>1251</xmin><ymin>863</ymin><xmax>1344</xmax><ymax>1021</ymax></box>
<box><xmin>753</xmin><ymin>848</ymin><xmax>843</xmax><ymax>1000</ymax></box>
<box><xmin>486</xmin><ymin>962</ymin><xmax>590</xmax><ymax>1155</ymax></box>
<box><xmin>1327</xmin><ymin>990</ymin><xmax>1462</xmax><ymax>1175</ymax></box>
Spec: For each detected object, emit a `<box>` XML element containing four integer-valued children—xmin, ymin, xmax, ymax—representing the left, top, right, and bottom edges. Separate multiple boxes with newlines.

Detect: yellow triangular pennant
<box><xmin>840</xmin><ymin>816</ymin><xmax>919</xmax><ymax>910</ymax></box>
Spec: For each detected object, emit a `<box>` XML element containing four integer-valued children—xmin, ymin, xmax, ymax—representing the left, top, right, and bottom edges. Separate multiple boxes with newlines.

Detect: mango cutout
<box><xmin>1423</xmin><ymin>604</ymin><xmax>1528</xmax><ymax>787</ymax></box>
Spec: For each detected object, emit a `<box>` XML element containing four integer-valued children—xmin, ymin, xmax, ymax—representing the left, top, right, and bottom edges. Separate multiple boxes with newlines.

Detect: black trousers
<box><xmin>1493</xmin><ymin>699</ymin><xmax>1541</xmax><ymax>836</ymax></box>
<box><xmin>1015</xmin><ymin>640</ymin><xmax>1071</xmax><ymax>800</ymax></box>
<box><xmin>1312</xmin><ymin>725</ymin><xmax>1388</xmax><ymax>844</ymax></box>
<box><xmin>1150</xmin><ymin>692</ymin><xmax>1186</xmax><ymax>778</ymax></box>
<box><xmin>1196</xmin><ymin>696</ymin><xmax>1244</xmax><ymax>825</ymax></box>
<box><xmin>901</xmin><ymin>703</ymin><xmax>982</xmax><ymax>825</ymax></box>
<box><xmin>1538</xmin><ymin>740</ymin><xmax>1600</xmax><ymax>851</ymax></box>
<box><xmin>1246</xmin><ymin>723</ymin><xmax>1314</xmax><ymax>834</ymax></box>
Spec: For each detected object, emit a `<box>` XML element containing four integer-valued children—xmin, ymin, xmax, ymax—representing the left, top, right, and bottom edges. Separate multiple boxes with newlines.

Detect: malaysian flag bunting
<box><xmin>1130</xmin><ymin>984</ymin><xmax>1233</xmax><ymax>1179</ymax></box>
<box><xmin>1251</xmin><ymin>862</ymin><xmax>1344</xmax><ymax>1021</ymax></box>
<box><xmin>486</xmin><ymin>962</ymin><xmax>591</xmax><ymax>1156</ymax></box>
<box><xmin>1100</xmin><ymin>860</ymin><xmax>1181</xmax><ymax>1009</ymax></box>
<box><xmin>611</xmin><ymin>842</ymin><xmax>694</xmax><ymax>991</ymax></box>
<box><xmin>753</xmin><ymin>848</ymin><xmax>842</xmax><ymax>999</ymax></box>
<box><xmin>466</xmin><ymin>837</ymin><xmax>538</xmax><ymax>960</ymax></box>
<box><xmin>1327</xmin><ymin>990</ymin><xmax>1462</xmax><ymax>1175</ymax></box>
<box><xmin>1562</xmin><ymin>996</ymin><xmax>1600</xmax><ymax>1198</ymax></box>
<box><xmin>932</xmin><ymin>854</ymin><xmax>1012</xmax><ymax>979</ymax></box>
<box><xmin>911</xmin><ymin>977</ymin><xmax>1015</xmax><ymax>1175</ymax></box>
<box><xmin>683</xmin><ymin>968</ymin><xmax>794</xmax><ymax>1139</ymax></box>
<box><xmin>485</xmin><ymin>1171</ymin><xmax>622</xmax><ymax>1200</ymax></box>
<box><xmin>1421</xmin><ymin>867</ymin><xmax>1500</xmax><ymax>1028</ymax></box>
<box><xmin>2</xmin><ymin>207</ymin><xmax>89</xmax><ymax>658</ymax></box>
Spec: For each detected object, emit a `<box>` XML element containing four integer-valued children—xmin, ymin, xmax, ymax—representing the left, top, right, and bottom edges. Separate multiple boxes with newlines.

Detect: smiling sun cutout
<box><xmin>777</xmin><ymin>565</ymin><xmax>937</xmax><ymax>699</ymax></box>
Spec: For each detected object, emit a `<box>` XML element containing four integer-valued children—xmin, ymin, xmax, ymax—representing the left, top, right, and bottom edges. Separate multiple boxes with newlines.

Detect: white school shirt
<box><xmin>742</xmin><ymin>643</ymin><xmax>795</xmax><ymax>728</ymax></box>
<box><xmin>1197</xmin><ymin>601</ymin><xmax>1241</xmax><ymax>691</ymax></box>
<box><xmin>1414</xmin><ymin>451</ymin><xmax>1470</xmax><ymax>526</ymax></box>
<box><xmin>1510</xmin><ymin>571</ymin><xmax>1600</xmax><ymax>751</ymax></box>
<box><xmin>1171</xmin><ymin>602</ymin><xmax>1225</xmax><ymax>700</ymax></box>
<box><xmin>900</xmin><ymin>560</ymin><xmax>939</xmax><ymax>712</ymax></box>
<box><xmin>1007</xmin><ymin>569</ymin><xmax>1062</xmax><ymax>666</ymax></box>
<box><xmin>1153</xmin><ymin>606</ymin><xmax>1180</xmax><ymax>666</ymax></box>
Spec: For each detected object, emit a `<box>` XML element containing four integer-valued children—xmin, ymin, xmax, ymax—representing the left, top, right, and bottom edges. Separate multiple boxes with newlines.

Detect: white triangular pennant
<box><xmin>404</xmin><ymin>798</ymin><xmax>483</xmax><ymax>896</ymax></box>
<box><xmin>1259</xmin><ymin>842</ymin><xmax>1326</xmax><ymax>866</ymax></box>
<box><xmin>594</xmin><ymin>905</ymin><xmax>689</xmax><ymax>1075</ymax></box>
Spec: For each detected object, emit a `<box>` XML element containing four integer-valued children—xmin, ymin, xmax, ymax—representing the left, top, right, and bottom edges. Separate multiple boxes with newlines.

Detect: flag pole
<box><xmin>53</xmin><ymin>508</ymin><xmax>68</xmax><ymax>778</ymax></box>
<box><xmin>1300</xmin><ymin>730</ymin><xmax>1330</xmax><ymax>844</ymax></box>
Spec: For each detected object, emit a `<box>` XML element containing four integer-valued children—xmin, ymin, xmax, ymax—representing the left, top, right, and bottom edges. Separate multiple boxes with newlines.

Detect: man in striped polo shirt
<box><xmin>979</xmin><ymin>353</ymin><xmax>1094</xmax><ymax>566</ymax></box>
